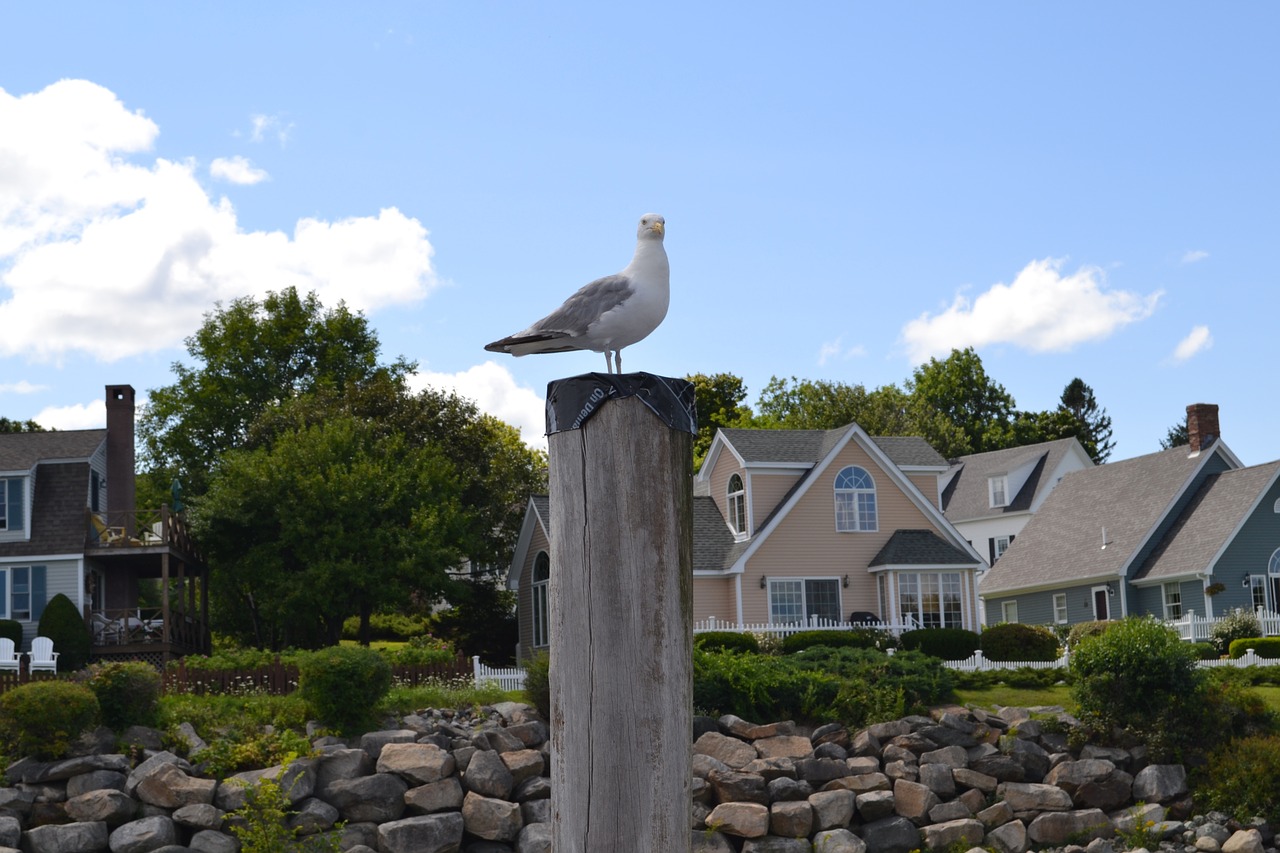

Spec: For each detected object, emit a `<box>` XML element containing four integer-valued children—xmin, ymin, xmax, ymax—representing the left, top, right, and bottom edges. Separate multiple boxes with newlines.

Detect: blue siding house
<box><xmin>980</xmin><ymin>403</ymin><xmax>1280</xmax><ymax>628</ymax></box>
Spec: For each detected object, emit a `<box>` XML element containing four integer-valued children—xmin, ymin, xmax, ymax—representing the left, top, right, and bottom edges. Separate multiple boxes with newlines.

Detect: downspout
<box><xmin>734</xmin><ymin>573</ymin><xmax>744</xmax><ymax>627</ymax></box>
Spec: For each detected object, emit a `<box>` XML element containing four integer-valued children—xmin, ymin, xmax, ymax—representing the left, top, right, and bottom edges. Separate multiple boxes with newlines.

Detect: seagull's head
<box><xmin>637</xmin><ymin>213</ymin><xmax>665</xmax><ymax>241</ymax></box>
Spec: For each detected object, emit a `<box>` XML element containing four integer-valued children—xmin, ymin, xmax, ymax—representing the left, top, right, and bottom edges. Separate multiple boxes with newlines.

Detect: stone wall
<box><xmin>0</xmin><ymin>703</ymin><xmax>1274</xmax><ymax>853</ymax></box>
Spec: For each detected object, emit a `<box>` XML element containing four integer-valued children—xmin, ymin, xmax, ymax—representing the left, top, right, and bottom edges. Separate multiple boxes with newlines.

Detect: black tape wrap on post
<box><xmin>545</xmin><ymin>372</ymin><xmax>697</xmax><ymax>436</ymax></box>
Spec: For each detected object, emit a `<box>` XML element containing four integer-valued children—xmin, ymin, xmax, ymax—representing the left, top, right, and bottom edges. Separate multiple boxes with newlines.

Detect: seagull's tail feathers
<box><xmin>484</xmin><ymin>330</ymin><xmax>582</xmax><ymax>357</ymax></box>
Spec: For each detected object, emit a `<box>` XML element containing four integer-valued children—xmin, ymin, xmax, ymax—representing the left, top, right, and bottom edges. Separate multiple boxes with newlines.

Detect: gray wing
<box><xmin>527</xmin><ymin>274</ymin><xmax>634</xmax><ymax>336</ymax></box>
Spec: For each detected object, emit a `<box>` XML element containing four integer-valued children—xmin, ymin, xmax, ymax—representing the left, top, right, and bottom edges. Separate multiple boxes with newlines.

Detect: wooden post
<box><xmin>547</xmin><ymin>377</ymin><xmax>694</xmax><ymax>853</ymax></box>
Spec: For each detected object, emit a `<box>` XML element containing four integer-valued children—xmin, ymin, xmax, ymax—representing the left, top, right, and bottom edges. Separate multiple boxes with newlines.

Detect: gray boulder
<box><xmin>171</xmin><ymin>803</ymin><xmax>224</xmax><ymax>831</ymax></box>
<box><xmin>376</xmin><ymin>742</ymin><xmax>456</xmax><ymax>785</ymax></box>
<box><xmin>359</xmin><ymin>729</ymin><xmax>418</xmax><ymax>761</ymax></box>
<box><xmin>691</xmin><ymin>828</ymin><xmax>736</xmax><ymax>853</ymax></box>
<box><xmin>376</xmin><ymin>812</ymin><xmax>465</xmax><ymax>853</ymax></box>
<box><xmin>107</xmin><ymin>816</ymin><xmax>178</xmax><ymax>853</ymax></box>
<box><xmin>188</xmin><ymin>830</ymin><xmax>238</xmax><ymax>853</ymax></box>
<box><xmin>859</xmin><ymin>815</ymin><xmax>922</xmax><ymax>853</ymax></box>
<box><xmin>23</xmin><ymin>821</ymin><xmax>109</xmax><ymax>853</ymax></box>
<box><xmin>694</xmin><ymin>732</ymin><xmax>758</xmax><ymax>769</ymax></box>
<box><xmin>986</xmin><ymin>818</ymin><xmax>1029</xmax><ymax>853</ymax></box>
<box><xmin>323</xmin><ymin>773</ymin><xmax>409</xmax><ymax>823</ymax></box>
<box><xmin>406</xmin><ymin>777</ymin><xmax>465</xmax><ymax>814</ymax></box>
<box><xmin>705</xmin><ymin>802</ymin><xmax>769</xmax><ymax>838</ymax></box>
<box><xmin>768</xmin><ymin>800</ymin><xmax>812</xmax><ymax>838</ymax></box>
<box><xmin>66</xmin><ymin>770</ymin><xmax>128</xmax><ymax>798</ymax></box>
<box><xmin>64</xmin><ymin>789</ymin><xmax>136</xmax><ymax>826</ymax></box>
<box><xmin>742</xmin><ymin>838</ymin><xmax>811</xmax><ymax>852</ymax></box>
<box><xmin>516</xmin><ymin>821</ymin><xmax>552</xmax><ymax>853</ymax></box>
<box><xmin>315</xmin><ymin>748</ymin><xmax>373</xmax><ymax>796</ymax></box>
<box><xmin>461</xmin><ymin>791</ymin><xmax>523</xmax><ymax>842</ymax></box>
<box><xmin>288</xmin><ymin>797</ymin><xmax>340</xmax><ymax>835</ymax></box>
<box><xmin>921</xmin><ymin>818</ymin><xmax>985</xmax><ymax>851</ymax></box>
<box><xmin>813</xmin><ymin>829</ymin><xmax>868</xmax><ymax>853</ymax></box>
<box><xmin>462</xmin><ymin>749</ymin><xmax>515</xmax><ymax>799</ymax></box>
<box><xmin>1026</xmin><ymin>809</ymin><xmax>1112</xmax><ymax>845</ymax></box>
<box><xmin>134</xmin><ymin>762</ymin><xmax>216</xmax><ymax>809</ymax></box>
<box><xmin>1132</xmin><ymin>764</ymin><xmax>1188</xmax><ymax>804</ymax></box>
<box><xmin>808</xmin><ymin>789</ymin><xmax>854</xmax><ymax>831</ymax></box>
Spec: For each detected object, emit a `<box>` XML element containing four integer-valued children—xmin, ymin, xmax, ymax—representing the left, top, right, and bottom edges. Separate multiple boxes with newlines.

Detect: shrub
<box><xmin>1212</xmin><ymin>609</ymin><xmax>1261</xmax><ymax>656</ymax></box>
<box><xmin>381</xmin><ymin>636</ymin><xmax>457</xmax><ymax>666</ymax></box>
<box><xmin>1067</xmin><ymin>620</ymin><xmax>1111</xmax><ymax>649</ymax></box>
<box><xmin>36</xmin><ymin>593</ymin><xmax>91</xmax><ymax>671</ymax></box>
<box><xmin>779</xmin><ymin>628</ymin><xmax>894</xmax><ymax>655</ymax></box>
<box><xmin>1190</xmin><ymin>641</ymin><xmax>1220</xmax><ymax>660</ymax></box>
<box><xmin>694</xmin><ymin>631</ymin><xmax>760</xmax><ymax>654</ymax></box>
<box><xmin>1070</xmin><ymin>616</ymin><xmax>1202</xmax><ymax>759</ymax></box>
<box><xmin>1228</xmin><ymin>637</ymin><xmax>1280</xmax><ymax>659</ymax></box>
<box><xmin>0</xmin><ymin>680</ymin><xmax>100</xmax><ymax>759</ymax></box>
<box><xmin>0</xmin><ymin>620</ymin><xmax>20</xmax><ymax>646</ymax></box>
<box><xmin>523</xmin><ymin>652</ymin><xmax>550</xmax><ymax>719</ymax></box>
<box><xmin>899</xmin><ymin>628</ymin><xmax>980</xmax><ymax>660</ymax></box>
<box><xmin>198</xmin><ymin>726</ymin><xmax>316</xmax><ymax>777</ymax></box>
<box><xmin>84</xmin><ymin>661</ymin><xmax>162</xmax><ymax>730</ymax></box>
<box><xmin>297</xmin><ymin>645</ymin><xmax>392</xmax><ymax>734</ymax></box>
<box><xmin>1196</xmin><ymin>734</ymin><xmax>1280</xmax><ymax>824</ymax></box>
<box><xmin>790</xmin><ymin>647</ymin><xmax>954</xmax><ymax>718</ymax></box>
<box><xmin>980</xmin><ymin>623</ymin><xmax>1060</xmax><ymax>661</ymax></box>
<box><xmin>1199</xmin><ymin>667</ymin><xmax>1278</xmax><ymax>742</ymax></box>
<box><xmin>340</xmin><ymin>611</ymin><xmax>431</xmax><ymax>642</ymax></box>
<box><xmin>693</xmin><ymin>649</ymin><xmax>841</xmax><ymax>723</ymax></box>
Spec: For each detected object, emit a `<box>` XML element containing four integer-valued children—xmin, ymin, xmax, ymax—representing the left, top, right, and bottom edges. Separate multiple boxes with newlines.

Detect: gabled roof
<box><xmin>869</xmin><ymin>530</ymin><xmax>979</xmax><ymax>568</ymax></box>
<box><xmin>0</xmin><ymin>430</ymin><xmax>106</xmax><ymax>472</ymax></box>
<box><xmin>0</xmin><ymin>462</ymin><xmax>93</xmax><ymax>558</ymax></box>
<box><xmin>941</xmin><ymin>438</ymin><xmax>1089</xmax><ymax>522</ymax></box>
<box><xmin>980</xmin><ymin>442</ymin><xmax>1237</xmax><ymax>595</ymax></box>
<box><xmin>1132</xmin><ymin>460</ymin><xmax>1280</xmax><ymax>583</ymax></box>
<box><xmin>719</xmin><ymin>424</ymin><xmax>980</xmax><ymax>572</ymax></box>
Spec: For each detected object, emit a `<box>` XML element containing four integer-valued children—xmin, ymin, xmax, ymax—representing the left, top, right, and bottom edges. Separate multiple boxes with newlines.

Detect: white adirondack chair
<box><xmin>27</xmin><ymin>636</ymin><xmax>58</xmax><ymax>673</ymax></box>
<box><xmin>0</xmin><ymin>638</ymin><xmax>19</xmax><ymax>673</ymax></box>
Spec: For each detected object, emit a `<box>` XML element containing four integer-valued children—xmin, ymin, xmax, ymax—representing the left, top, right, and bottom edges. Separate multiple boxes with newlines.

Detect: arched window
<box><xmin>834</xmin><ymin>465</ymin><xmax>877</xmax><ymax>532</ymax></box>
<box><xmin>532</xmin><ymin>551</ymin><xmax>550</xmax><ymax>648</ymax></box>
<box><xmin>727</xmin><ymin>473</ymin><xmax>746</xmax><ymax>535</ymax></box>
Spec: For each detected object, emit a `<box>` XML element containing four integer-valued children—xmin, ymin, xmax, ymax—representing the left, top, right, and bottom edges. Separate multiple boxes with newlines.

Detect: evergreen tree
<box><xmin>1059</xmin><ymin>378</ymin><xmax>1115</xmax><ymax>463</ymax></box>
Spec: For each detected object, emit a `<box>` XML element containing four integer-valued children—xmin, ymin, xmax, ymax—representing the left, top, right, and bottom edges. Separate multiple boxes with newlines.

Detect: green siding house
<box><xmin>981</xmin><ymin>404</ymin><xmax>1280</xmax><ymax>629</ymax></box>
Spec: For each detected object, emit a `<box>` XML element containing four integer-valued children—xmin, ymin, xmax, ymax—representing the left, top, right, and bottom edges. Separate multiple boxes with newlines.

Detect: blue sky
<box><xmin>1</xmin><ymin>4</ymin><xmax>1276</xmax><ymax>463</ymax></box>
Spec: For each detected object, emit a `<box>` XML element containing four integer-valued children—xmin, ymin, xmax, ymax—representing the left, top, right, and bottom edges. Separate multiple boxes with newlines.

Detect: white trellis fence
<box><xmin>472</xmin><ymin>656</ymin><xmax>527</xmax><ymax>690</ymax></box>
<box><xmin>1165</xmin><ymin>608</ymin><xmax>1280</xmax><ymax>642</ymax></box>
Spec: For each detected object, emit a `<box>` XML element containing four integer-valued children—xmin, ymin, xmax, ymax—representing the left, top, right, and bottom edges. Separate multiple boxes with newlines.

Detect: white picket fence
<box><xmin>472</xmin><ymin>655</ymin><xmax>527</xmax><ymax>690</ymax></box>
<box><xmin>942</xmin><ymin>647</ymin><xmax>1280</xmax><ymax>672</ymax></box>
<box><xmin>694</xmin><ymin>614</ymin><xmax>923</xmax><ymax>639</ymax></box>
<box><xmin>1166</xmin><ymin>608</ymin><xmax>1280</xmax><ymax>642</ymax></box>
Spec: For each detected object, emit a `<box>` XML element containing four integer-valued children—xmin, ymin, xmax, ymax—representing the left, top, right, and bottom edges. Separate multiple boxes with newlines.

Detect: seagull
<box><xmin>484</xmin><ymin>213</ymin><xmax>669</xmax><ymax>374</ymax></box>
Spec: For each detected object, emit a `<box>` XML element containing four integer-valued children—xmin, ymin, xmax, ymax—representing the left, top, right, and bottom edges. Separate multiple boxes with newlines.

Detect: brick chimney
<box><xmin>105</xmin><ymin>385</ymin><xmax>136</xmax><ymax>529</ymax></box>
<box><xmin>1186</xmin><ymin>402</ymin><xmax>1220</xmax><ymax>454</ymax></box>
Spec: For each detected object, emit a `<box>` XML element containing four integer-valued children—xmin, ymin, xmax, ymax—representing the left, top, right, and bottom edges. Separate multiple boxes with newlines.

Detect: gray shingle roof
<box><xmin>0</xmin><ymin>430</ymin><xmax>105</xmax><ymax>472</ymax></box>
<box><xmin>941</xmin><ymin>438</ymin><xmax>1084</xmax><ymax>522</ymax></box>
<box><xmin>870</xmin><ymin>437</ymin><xmax>949</xmax><ymax>468</ymax></box>
<box><xmin>1133</xmin><ymin>461</ymin><xmax>1280</xmax><ymax>582</ymax></box>
<box><xmin>869</xmin><ymin>529</ymin><xmax>977</xmax><ymax>567</ymax></box>
<box><xmin>980</xmin><ymin>445</ymin><xmax>1215</xmax><ymax>594</ymax></box>
<box><xmin>0</xmin><ymin>462</ymin><xmax>91</xmax><ymax>558</ymax></box>
<box><xmin>716</xmin><ymin>427</ymin><xmax>946</xmax><ymax>469</ymax></box>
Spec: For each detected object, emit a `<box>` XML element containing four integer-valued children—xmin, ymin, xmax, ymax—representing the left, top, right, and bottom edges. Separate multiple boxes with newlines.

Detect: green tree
<box><xmin>905</xmin><ymin>348</ymin><xmax>1016</xmax><ymax>458</ymax></box>
<box><xmin>138</xmin><ymin>287</ymin><xmax>412</xmax><ymax>497</ymax></box>
<box><xmin>0</xmin><ymin>418</ymin><xmax>46</xmax><ymax>433</ymax></box>
<box><xmin>431</xmin><ymin>574</ymin><xmax>519</xmax><ymax>664</ymax></box>
<box><xmin>192</xmin><ymin>414</ymin><xmax>465</xmax><ymax>649</ymax></box>
<box><xmin>1059</xmin><ymin>378</ymin><xmax>1115</xmax><ymax>463</ymax></box>
<box><xmin>1161</xmin><ymin>418</ymin><xmax>1189</xmax><ymax>449</ymax></box>
<box><xmin>755</xmin><ymin>377</ymin><xmax>913</xmax><ymax>436</ymax></box>
<box><xmin>686</xmin><ymin>372</ymin><xmax>755</xmax><ymax>468</ymax></box>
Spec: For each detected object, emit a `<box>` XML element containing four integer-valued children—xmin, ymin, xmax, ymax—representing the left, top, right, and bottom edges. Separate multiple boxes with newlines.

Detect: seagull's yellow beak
<box><xmin>652</xmin><ymin>220</ymin><xmax>664</xmax><ymax>236</ymax></box>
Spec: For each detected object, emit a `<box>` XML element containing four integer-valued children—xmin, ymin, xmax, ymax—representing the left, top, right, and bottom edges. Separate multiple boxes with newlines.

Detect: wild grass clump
<box><xmin>1195</xmin><ymin>734</ymin><xmax>1280</xmax><ymax>824</ymax></box>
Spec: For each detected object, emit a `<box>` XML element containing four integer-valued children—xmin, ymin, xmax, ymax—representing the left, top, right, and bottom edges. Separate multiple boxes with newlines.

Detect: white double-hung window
<box><xmin>834</xmin><ymin>466</ymin><xmax>877</xmax><ymax>532</ymax></box>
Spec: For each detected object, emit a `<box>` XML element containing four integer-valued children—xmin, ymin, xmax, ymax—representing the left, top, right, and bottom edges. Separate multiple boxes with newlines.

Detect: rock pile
<box><xmin>0</xmin><ymin>702</ymin><xmax>1272</xmax><ymax>853</ymax></box>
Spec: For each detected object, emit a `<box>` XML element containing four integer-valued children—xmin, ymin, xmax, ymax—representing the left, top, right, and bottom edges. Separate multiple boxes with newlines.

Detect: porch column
<box><xmin>161</xmin><ymin>551</ymin><xmax>171</xmax><ymax>644</ymax></box>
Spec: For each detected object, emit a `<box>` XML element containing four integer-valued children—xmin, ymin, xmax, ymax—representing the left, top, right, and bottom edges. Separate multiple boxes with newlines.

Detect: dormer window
<box><xmin>727</xmin><ymin>474</ymin><xmax>746</xmax><ymax>536</ymax></box>
<box><xmin>835</xmin><ymin>466</ymin><xmax>877</xmax><ymax>532</ymax></box>
<box><xmin>989</xmin><ymin>475</ymin><xmax>1009</xmax><ymax>508</ymax></box>
<box><xmin>0</xmin><ymin>479</ymin><xmax>25</xmax><ymax>533</ymax></box>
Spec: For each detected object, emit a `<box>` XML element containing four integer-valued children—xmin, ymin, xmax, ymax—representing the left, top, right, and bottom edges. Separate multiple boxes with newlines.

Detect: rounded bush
<box><xmin>899</xmin><ymin>628</ymin><xmax>980</xmax><ymax>660</ymax></box>
<box><xmin>779</xmin><ymin>629</ymin><xmax>894</xmax><ymax>655</ymax></box>
<box><xmin>694</xmin><ymin>631</ymin><xmax>760</xmax><ymax>654</ymax></box>
<box><xmin>1070</xmin><ymin>616</ymin><xmax>1202</xmax><ymax>757</ymax></box>
<box><xmin>0</xmin><ymin>620</ymin><xmax>21</xmax><ymax>646</ymax></box>
<box><xmin>1228</xmin><ymin>637</ymin><xmax>1280</xmax><ymax>659</ymax></box>
<box><xmin>980</xmin><ymin>623</ymin><xmax>1060</xmax><ymax>661</ymax></box>
<box><xmin>1190</xmin><ymin>641</ymin><xmax>1220</xmax><ymax>660</ymax></box>
<box><xmin>297</xmin><ymin>645</ymin><xmax>392</xmax><ymax>734</ymax></box>
<box><xmin>84</xmin><ymin>661</ymin><xmax>162</xmax><ymax>730</ymax></box>
<box><xmin>1067</xmin><ymin>620</ymin><xmax>1111</xmax><ymax>649</ymax></box>
<box><xmin>36</xmin><ymin>593</ymin><xmax>91</xmax><ymax>672</ymax></box>
<box><xmin>1211</xmin><ymin>608</ymin><xmax>1261</xmax><ymax>656</ymax></box>
<box><xmin>0</xmin><ymin>680</ymin><xmax>100</xmax><ymax>759</ymax></box>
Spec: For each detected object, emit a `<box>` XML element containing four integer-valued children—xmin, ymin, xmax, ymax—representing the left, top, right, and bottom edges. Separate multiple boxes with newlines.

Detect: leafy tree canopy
<box><xmin>0</xmin><ymin>418</ymin><xmax>47</xmax><ymax>433</ymax></box>
<box><xmin>686</xmin><ymin>372</ymin><xmax>755</xmax><ymax>468</ymax></box>
<box><xmin>1059</xmin><ymin>378</ymin><xmax>1115</xmax><ymax>463</ymax></box>
<box><xmin>138</xmin><ymin>286</ymin><xmax>412</xmax><ymax>497</ymax></box>
<box><xmin>905</xmin><ymin>348</ymin><xmax>1017</xmax><ymax>458</ymax></box>
<box><xmin>1161</xmin><ymin>418</ymin><xmax>1189</xmax><ymax>449</ymax></box>
<box><xmin>192</xmin><ymin>413</ymin><xmax>465</xmax><ymax>649</ymax></box>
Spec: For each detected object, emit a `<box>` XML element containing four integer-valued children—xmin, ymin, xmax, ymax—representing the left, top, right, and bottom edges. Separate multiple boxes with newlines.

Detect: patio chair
<box><xmin>90</xmin><ymin>514</ymin><xmax>126</xmax><ymax>545</ymax></box>
<box><xmin>0</xmin><ymin>638</ymin><xmax>19</xmax><ymax>673</ymax></box>
<box><xmin>27</xmin><ymin>636</ymin><xmax>58</xmax><ymax>673</ymax></box>
<box><xmin>91</xmin><ymin>612</ymin><xmax>125</xmax><ymax>645</ymax></box>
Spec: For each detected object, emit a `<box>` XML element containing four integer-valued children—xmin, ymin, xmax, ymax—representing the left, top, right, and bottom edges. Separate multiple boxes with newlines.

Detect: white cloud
<box><xmin>1171</xmin><ymin>325</ymin><xmax>1213</xmax><ymax>362</ymax></box>
<box><xmin>210</xmin><ymin>156</ymin><xmax>269</xmax><ymax>185</ymax></box>
<box><xmin>899</xmin><ymin>258</ymin><xmax>1161</xmax><ymax>362</ymax></box>
<box><xmin>408</xmin><ymin>361</ymin><xmax>547</xmax><ymax>450</ymax></box>
<box><xmin>817</xmin><ymin>338</ymin><xmax>866</xmax><ymax>367</ymax></box>
<box><xmin>249</xmin><ymin>114</ymin><xmax>293</xmax><ymax>147</ymax></box>
<box><xmin>33</xmin><ymin>399</ymin><xmax>105</xmax><ymax>430</ymax></box>
<box><xmin>0</xmin><ymin>381</ymin><xmax>45</xmax><ymax>394</ymax></box>
<box><xmin>0</xmin><ymin>80</ymin><xmax>438</xmax><ymax>362</ymax></box>
<box><xmin>1181</xmin><ymin>250</ymin><xmax>1209</xmax><ymax>264</ymax></box>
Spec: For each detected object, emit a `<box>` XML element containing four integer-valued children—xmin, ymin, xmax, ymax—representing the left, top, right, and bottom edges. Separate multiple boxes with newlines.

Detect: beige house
<box><xmin>507</xmin><ymin>424</ymin><xmax>984</xmax><ymax>657</ymax></box>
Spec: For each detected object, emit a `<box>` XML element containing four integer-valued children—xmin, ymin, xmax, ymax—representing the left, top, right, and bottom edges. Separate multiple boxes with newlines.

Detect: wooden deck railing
<box><xmin>86</xmin><ymin>506</ymin><xmax>200</xmax><ymax>556</ymax></box>
<box><xmin>89</xmin><ymin>607</ymin><xmax>204</xmax><ymax>651</ymax></box>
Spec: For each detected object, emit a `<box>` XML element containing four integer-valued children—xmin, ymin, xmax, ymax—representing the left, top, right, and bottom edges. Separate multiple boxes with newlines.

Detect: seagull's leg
<box><xmin>603</xmin><ymin>351</ymin><xmax>613</xmax><ymax>373</ymax></box>
<box><xmin>615</xmin><ymin>349</ymin><xmax>623</xmax><ymax>374</ymax></box>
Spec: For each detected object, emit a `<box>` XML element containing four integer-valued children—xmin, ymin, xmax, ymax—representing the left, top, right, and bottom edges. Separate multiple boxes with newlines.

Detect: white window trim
<box><xmin>1053</xmin><ymin>593</ymin><xmax>1068</xmax><ymax>624</ymax></box>
<box><xmin>531</xmin><ymin>552</ymin><xmax>550</xmax><ymax>649</ymax></box>
<box><xmin>1091</xmin><ymin>585</ymin><xmax>1110</xmax><ymax>621</ymax></box>
<box><xmin>727</xmin><ymin>474</ymin><xmax>747</xmax><ymax>538</ymax></box>
<box><xmin>989</xmin><ymin>475</ymin><xmax>1009</xmax><ymax>508</ymax></box>
<box><xmin>766</xmin><ymin>576</ymin><xmax>843</xmax><ymax>625</ymax></box>
<box><xmin>1162</xmin><ymin>582</ymin><xmax>1183</xmax><ymax>620</ymax></box>
<box><xmin>994</xmin><ymin>536</ymin><xmax>1011</xmax><ymax>561</ymax></box>
<box><xmin>834</xmin><ymin>466</ymin><xmax>878</xmax><ymax>533</ymax></box>
<box><xmin>897</xmin><ymin>571</ymin><xmax>965</xmax><ymax>629</ymax></box>
<box><xmin>1001</xmin><ymin>600</ymin><xmax>1018</xmax><ymax>624</ymax></box>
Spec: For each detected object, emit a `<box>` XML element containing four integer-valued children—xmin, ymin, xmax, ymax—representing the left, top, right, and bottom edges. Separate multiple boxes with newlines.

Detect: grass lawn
<box><xmin>952</xmin><ymin>683</ymin><xmax>1074</xmax><ymax>713</ymax></box>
